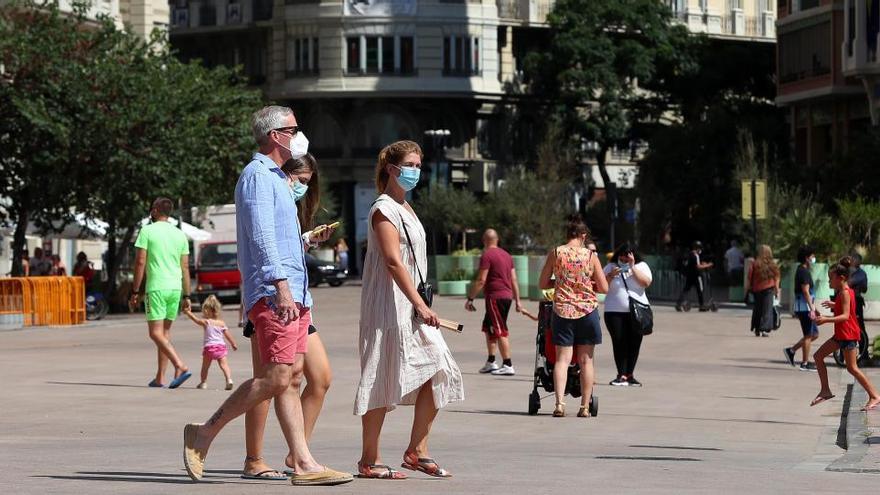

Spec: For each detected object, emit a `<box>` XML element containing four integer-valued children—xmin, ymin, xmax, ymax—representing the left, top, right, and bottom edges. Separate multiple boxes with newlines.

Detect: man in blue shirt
<box><xmin>183</xmin><ymin>105</ymin><xmax>351</xmax><ymax>486</ymax></box>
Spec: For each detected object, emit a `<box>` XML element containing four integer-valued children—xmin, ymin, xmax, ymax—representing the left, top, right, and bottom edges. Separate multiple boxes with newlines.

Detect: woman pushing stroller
<box><xmin>538</xmin><ymin>215</ymin><xmax>608</xmax><ymax>418</ymax></box>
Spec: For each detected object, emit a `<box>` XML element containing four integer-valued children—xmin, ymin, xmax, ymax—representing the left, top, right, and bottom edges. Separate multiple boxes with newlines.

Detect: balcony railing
<box><xmin>496</xmin><ymin>0</ymin><xmax>552</xmax><ymax>24</ymax></box>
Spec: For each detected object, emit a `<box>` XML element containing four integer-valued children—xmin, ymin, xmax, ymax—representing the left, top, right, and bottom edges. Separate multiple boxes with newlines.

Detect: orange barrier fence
<box><xmin>0</xmin><ymin>277</ymin><xmax>87</xmax><ymax>328</ymax></box>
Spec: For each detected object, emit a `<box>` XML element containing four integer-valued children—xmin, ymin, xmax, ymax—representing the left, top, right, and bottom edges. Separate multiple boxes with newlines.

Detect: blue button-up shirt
<box><xmin>236</xmin><ymin>153</ymin><xmax>311</xmax><ymax>313</ymax></box>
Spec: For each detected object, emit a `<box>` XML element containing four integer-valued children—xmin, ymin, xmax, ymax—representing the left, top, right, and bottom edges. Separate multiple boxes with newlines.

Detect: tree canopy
<box><xmin>0</xmin><ymin>0</ymin><xmax>263</xmax><ymax>290</ymax></box>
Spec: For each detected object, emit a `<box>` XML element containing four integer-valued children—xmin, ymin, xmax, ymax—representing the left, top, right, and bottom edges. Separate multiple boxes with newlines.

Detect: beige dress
<box><xmin>354</xmin><ymin>195</ymin><xmax>464</xmax><ymax>416</ymax></box>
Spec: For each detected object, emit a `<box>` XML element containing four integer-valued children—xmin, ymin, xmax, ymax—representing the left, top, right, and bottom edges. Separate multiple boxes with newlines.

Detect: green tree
<box><xmin>414</xmin><ymin>185</ymin><xmax>482</xmax><ymax>254</ymax></box>
<box><xmin>523</xmin><ymin>0</ymin><xmax>694</xmax><ymax>247</ymax></box>
<box><xmin>0</xmin><ymin>1</ymin><xmax>262</xmax><ymax>294</ymax></box>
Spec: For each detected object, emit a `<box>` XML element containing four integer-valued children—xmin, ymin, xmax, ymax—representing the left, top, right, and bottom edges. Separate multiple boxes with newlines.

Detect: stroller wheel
<box><xmin>710</xmin><ymin>302</ymin><xmax>719</xmax><ymax>312</ymax></box>
<box><xmin>589</xmin><ymin>395</ymin><xmax>599</xmax><ymax>417</ymax></box>
<box><xmin>528</xmin><ymin>390</ymin><xmax>540</xmax><ymax>416</ymax></box>
<box><xmin>682</xmin><ymin>301</ymin><xmax>692</xmax><ymax>312</ymax></box>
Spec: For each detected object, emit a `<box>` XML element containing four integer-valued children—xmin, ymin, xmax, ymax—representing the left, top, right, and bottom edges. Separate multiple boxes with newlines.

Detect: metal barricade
<box><xmin>0</xmin><ymin>276</ymin><xmax>88</xmax><ymax>327</ymax></box>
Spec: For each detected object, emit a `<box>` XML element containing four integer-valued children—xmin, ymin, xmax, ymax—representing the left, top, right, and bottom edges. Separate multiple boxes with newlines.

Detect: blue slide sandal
<box><xmin>169</xmin><ymin>371</ymin><xmax>192</xmax><ymax>389</ymax></box>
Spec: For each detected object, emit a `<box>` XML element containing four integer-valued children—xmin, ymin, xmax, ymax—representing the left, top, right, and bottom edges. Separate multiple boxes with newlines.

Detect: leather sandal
<box><xmin>357</xmin><ymin>462</ymin><xmax>408</xmax><ymax>479</ymax></box>
<box><xmin>401</xmin><ymin>451</ymin><xmax>451</xmax><ymax>478</ymax></box>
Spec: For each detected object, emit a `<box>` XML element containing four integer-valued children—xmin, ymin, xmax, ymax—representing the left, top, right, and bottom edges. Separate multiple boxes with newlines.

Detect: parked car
<box><xmin>306</xmin><ymin>254</ymin><xmax>347</xmax><ymax>287</ymax></box>
<box><xmin>195</xmin><ymin>241</ymin><xmax>241</xmax><ymax>304</ymax></box>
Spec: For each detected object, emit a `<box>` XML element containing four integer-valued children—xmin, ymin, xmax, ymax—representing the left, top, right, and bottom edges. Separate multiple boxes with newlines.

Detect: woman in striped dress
<box><xmin>354</xmin><ymin>140</ymin><xmax>464</xmax><ymax>480</ymax></box>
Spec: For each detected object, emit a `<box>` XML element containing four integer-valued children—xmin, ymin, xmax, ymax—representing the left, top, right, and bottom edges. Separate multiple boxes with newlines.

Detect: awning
<box><xmin>138</xmin><ymin>217</ymin><xmax>212</xmax><ymax>242</ymax></box>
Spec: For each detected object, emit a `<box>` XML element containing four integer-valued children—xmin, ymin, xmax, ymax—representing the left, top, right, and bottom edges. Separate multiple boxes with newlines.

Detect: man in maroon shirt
<box><xmin>466</xmin><ymin>229</ymin><xmax>522</xmax><ymax>375</ymax></box>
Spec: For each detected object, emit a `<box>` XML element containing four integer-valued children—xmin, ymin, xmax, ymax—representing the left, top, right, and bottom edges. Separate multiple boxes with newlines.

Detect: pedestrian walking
<box><xmin>745</xmin><ymin>245</ymin><xmax>780</xmax><ymax>337</ymax></box>
<box><xmin>73</xmin><ymin>252</ymin><xmax>95</xmax><ymax>286</ymax></box>
<box><xmin>810</xmin><ymin>257</ymin><xmax>880</xmax><ymax>410</ymax></box>
<box><xmin>724</xmin><ymin>240</ymin><xmax>745</xmax><ymax>285</ymax></box>
<box><xmin>676</xmin><ymin>241</ymin><xmax>713</xmax><ymax>311</ymax></box>
<box><xmin>538</xmin><ymin>215</ymin><xmax>608</xmax><ymax>418</ymax></box>
<box><xmin>182</xmin><ymin>105</ymin><xmax>351</xmax><ymax>486</ymax></box>
<box><xmin>129</xmin><ymin>197</ymin><xmax>192</xmax><ymax>389</ymax></box>
<box><xmin>183</xmin><ymin>295</ymin><xmax>238</xmax><ymax>390</ymax></box>
<box><xmin>238</xmin><ymin>152</ymin><xmax>337</xmax><ymax>481</ymax></box>
<box><xmin>335</xmin><ymin>238</ymin><xmax>350</xmax><ymax>272</ymax></box>
<box><xmin>783</xmin><ymin>246</ymin><xmax>819</xmax><ymax>371</ymax></box>
<box><xmin>354</xmin><ymin>140</ymin><xmax>463</xmax><ymax>479</ymax></box>
<box><xmin>603</xmin><ymin>242</ymin><xmax>652</xmax><ymax>387</ymax></box>
<box><xmin>466</xmin><ymin>228</ymin><xmax>523</xmax><ymax>376</ymax></box>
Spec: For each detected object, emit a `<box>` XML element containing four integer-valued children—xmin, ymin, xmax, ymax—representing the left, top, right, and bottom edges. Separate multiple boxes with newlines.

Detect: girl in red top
<box><xmin>811</xmin><ymin>257</ymin><xmax>880</xmax><ymax>410</ymax></box>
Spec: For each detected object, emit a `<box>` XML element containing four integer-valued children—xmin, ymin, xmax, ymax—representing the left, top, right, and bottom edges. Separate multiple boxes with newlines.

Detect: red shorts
<box><xmin>248</xmin><ymin>298</ymin><xmax>311</xmax><ymax>365</ymax></box>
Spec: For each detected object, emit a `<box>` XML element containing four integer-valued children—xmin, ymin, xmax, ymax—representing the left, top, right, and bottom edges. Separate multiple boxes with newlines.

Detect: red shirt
<box><xmin>480</xmin><ymin>247</ymin><xmax>514</xmax><ymax>300</ymax></box>
<box><xmin>834</xmin><ymin>287</ymin><xmax>861</xmax><ymax>341</ymax></box>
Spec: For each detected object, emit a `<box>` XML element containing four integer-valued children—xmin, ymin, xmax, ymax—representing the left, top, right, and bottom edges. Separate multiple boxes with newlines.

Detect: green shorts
<box><xmin>145</xmin><ymin>290</ymin><xmax>181</xmax><ymax>322</ymax></box>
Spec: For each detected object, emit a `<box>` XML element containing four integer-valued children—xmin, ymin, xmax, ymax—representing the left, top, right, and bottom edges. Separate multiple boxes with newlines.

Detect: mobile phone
<box><xmin>313</xmin><ymin>221</ymin><xmax>341</xmax><ymax>235</ymax></box>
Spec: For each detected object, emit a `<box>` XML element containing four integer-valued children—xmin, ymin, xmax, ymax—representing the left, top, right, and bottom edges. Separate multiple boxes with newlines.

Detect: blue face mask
<box><xmin>395</xmin><ymin>165</ymin><xmax>420</xmax><ymax>191</ymax></box>
<box><xmin>290</xmin><ymin>180</ymin><xmax>308</xmax><ymax>202</ymax></box>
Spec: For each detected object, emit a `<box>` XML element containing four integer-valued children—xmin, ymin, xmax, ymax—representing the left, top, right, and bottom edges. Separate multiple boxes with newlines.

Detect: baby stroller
<box><xmin>527</xmin><ymin>300</ymin><xmax>598</xmax><ymax>416</ymax></box>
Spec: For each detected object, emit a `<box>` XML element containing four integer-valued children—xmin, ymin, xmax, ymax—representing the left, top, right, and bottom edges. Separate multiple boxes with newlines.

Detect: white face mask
<box><xmin>279</xmin><ymin>131</ymin><xmax>309</xmax><ymax>160</ymax></box>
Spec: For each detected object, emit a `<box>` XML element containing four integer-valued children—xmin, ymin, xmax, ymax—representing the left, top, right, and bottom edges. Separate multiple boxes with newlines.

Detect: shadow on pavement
<box><xmin>446</xmin><ymin>409</ymin><xmax>531</xmax><ymax>417</ymax></box>
<box><xmin>32</xmin><ymin>473</ymin><xmax>218</xmax><ymax>485</ymax></box>
<box><xmin>46</xmin><ymin>381</ymin><xmax>151</xmax><ymax>389</ymax></box>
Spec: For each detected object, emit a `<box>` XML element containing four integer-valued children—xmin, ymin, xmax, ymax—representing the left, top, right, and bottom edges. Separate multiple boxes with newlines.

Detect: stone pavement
<box><xmin>2</xmin><ymin>285</ymin><xmax>879</xmax><ymax>494</ymax></box>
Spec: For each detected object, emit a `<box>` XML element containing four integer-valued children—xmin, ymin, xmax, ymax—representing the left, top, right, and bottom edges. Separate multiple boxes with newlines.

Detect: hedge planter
<box><xmin>438</xmin><ymin>280</ymin><xmax>469</xmax><ymax>296</ymax></box>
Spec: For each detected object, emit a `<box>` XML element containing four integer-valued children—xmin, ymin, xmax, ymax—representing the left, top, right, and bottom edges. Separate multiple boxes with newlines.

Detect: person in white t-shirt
<box><xmin>603</xmin><ymin>243</ymin><xmax>652</xmax><ymax>387</ymax></box>
<box><xmin>724</xmin><ymin>240</ymin><xmax>745</xmax><ymax>286</ymax></box>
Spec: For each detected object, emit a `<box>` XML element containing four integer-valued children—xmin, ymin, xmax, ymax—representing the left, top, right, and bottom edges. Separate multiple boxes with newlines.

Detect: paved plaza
<box><xmin>2</xmin><ymin>284</ymin><xmax>879</xmax><ymax>494</ymax></box>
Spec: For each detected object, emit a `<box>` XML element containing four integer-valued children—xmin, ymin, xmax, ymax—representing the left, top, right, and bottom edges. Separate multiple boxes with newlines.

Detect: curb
<box><xmin>827</xmin><ymin>374</ymin><xmax>880</xmax><ymax>474</ymax></box>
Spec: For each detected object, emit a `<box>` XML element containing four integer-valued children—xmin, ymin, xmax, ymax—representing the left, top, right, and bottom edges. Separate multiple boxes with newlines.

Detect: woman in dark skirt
<box><xmin>746</xmin><ymin>245</ymin><xmax>781</xmax><ymax>337</ymax></box>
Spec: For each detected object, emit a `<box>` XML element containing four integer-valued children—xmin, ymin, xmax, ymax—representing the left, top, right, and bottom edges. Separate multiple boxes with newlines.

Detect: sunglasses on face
<box><xmin>269</xmin><ymin>125</ymin><xmax>299</xmax><ymax>137</ymax></box>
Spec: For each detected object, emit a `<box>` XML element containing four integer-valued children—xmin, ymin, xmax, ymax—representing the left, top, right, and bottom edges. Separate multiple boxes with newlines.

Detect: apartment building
<box><xmin>776</xmin><ymin>0</ymin><xmax>878</xmax><ymax>166</ymax></box>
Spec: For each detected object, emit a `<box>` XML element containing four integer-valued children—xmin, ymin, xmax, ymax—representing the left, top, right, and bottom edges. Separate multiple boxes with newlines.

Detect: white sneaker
<box><xmin>479</xmin><ymin>361</ymin><xmax>500</xmax><ymax>373</ymax></box>
<box><xmin>491</xmin><ymin>364</ymin><xmax>516</xmax><ymax>376</ymax></box>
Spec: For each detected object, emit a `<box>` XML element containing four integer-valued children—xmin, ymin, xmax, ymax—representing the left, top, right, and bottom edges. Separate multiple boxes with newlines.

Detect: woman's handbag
<box><xmin>622</xmin><ymin>274</ymin><xmax>653</xmax><ymax>336</ymax></box>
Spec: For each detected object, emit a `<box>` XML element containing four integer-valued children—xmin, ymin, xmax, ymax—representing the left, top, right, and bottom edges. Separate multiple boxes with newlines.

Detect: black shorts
<box><xmin>482</xmin><ymin>298</ymin><xmax>511</xmax><ymax>339</ymax></box>
<box><xmin>551</xmin><ymin>310</ymin><xmax>602</xmax><ymax>346</ymax></box>
<box><xmin>835</xmin><ymin>338</ymin><xmax>859</xmax><ymax>350</ymax></box>
<box><xmin>308</xmin><ymin>324</ymin><xmax>317</xmax><ymax>335</ymax></box>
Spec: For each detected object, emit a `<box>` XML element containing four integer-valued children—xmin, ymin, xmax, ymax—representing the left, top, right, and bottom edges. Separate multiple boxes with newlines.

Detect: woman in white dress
<box><xmin>354</xmin><ymin>140</ymin><xmax>464</xmax><ymax>480</ymax></box>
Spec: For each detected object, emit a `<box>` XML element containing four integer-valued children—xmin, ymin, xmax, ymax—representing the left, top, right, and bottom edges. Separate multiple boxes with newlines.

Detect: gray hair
<box><xmin>252</xmin><ymin>105</ymin><xmax>294</xmax><ymax>145</ymax></box>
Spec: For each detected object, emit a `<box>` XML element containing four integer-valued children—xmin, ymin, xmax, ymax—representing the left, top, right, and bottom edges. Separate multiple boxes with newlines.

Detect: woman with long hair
<box><xmin>354</xmin><ymin>140</ymin><xmax>463</xmax><ymax>479</ymax></box>
<box><xmin>538</xmin><ymin>215</ymin><xmax>608</xmax><ymax>418</ymax></box>
<box><xmin>745</xmin><ymin>244</ymin><xmax>780</xmax><ymax>337</ymax></box>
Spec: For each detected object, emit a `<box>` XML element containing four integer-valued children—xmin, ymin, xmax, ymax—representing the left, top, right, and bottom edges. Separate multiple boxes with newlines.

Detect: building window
<box><xmin>778</xmin><ymin>22</ymin><xmax>831</xmax><ymax>84</ymax></box>
<box><xmin>443</xmin><ymin>35</ymin><xmax>480</xmax><ymax>76</ymax></box>
<box><xmin>287</xmin><ymin>37</ymin><xmax>319</xmax><ymax>76</ymax></box>
<box><xmin>798</xmin><ymin>0</ymin><xmax>819</xmax><ymax>10</ymax></box>
<box><xmin>345</xmin><ymin>35</ymin><xmax>416</xmax><ymax>75</ymax></box>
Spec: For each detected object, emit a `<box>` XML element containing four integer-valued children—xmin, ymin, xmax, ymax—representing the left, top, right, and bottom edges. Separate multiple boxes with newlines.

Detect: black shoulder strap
<box><xmin>374</xmin><ymin>197</ymin><xmax>425</xmax><ymax>286</ymax></box>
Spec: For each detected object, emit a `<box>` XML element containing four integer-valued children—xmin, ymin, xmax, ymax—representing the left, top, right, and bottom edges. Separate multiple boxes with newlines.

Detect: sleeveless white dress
<box><xmin>353</xmin><ymin>195</ymin><xmax>464</xmax><ymax>415</ymax></box>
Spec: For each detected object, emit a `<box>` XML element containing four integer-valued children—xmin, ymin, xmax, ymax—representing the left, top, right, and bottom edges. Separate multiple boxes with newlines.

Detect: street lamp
<box><xmin>423</xmin><ymin>129</ymin><xmax>451</xmax><ymax>187</ymax></box>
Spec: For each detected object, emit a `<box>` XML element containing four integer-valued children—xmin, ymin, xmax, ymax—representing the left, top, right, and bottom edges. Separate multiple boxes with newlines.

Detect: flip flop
<box><xmin>148</xmin><ymin>379</ymin><xmax>164</xmax><ymax>388</ymax></box>
<box><xmin>241</xmin><ymin>469</ymin><xmax>288</xmax><ymax>480</ymax></box>
<box><xmin>810</xmin><ymin>394</ymin><xmax>835</xmax><ymax>407</ymax></box>
<box><xmin>861</xmin><ymin>399</ymin><xmax>880</xmax><ymax>411</ymax></box>
<box><xmin>169</xmin><ymin>371</ymin><xmax>192</xmax><ymax>389</ymax></box>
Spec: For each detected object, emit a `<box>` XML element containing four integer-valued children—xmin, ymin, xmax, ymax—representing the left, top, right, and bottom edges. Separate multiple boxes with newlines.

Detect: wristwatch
<box><xmin>467</xmin><ymin>298</ymin><xmax>474</xmax><ymax>303</ymax></box>
<box><xmin>183</xmin><ymin>295</ymin><xmax>191</xmax><ymax>300</ymax></box>
<box><xmin>131</xmin><ymin>291</ymin><xmax>140</xmax><ymax>296</ymax></box>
